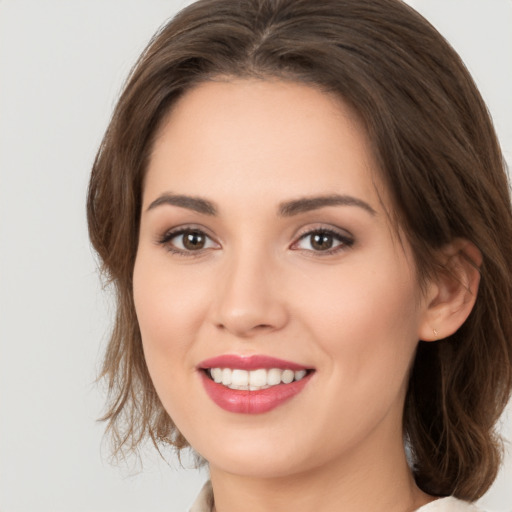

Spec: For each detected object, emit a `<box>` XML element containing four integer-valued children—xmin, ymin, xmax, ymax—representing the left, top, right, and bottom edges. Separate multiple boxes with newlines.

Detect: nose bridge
<box><xmin>212</xmin><ymin>241</ymin><xmax>287</xmax><ymax>337</ymax></box>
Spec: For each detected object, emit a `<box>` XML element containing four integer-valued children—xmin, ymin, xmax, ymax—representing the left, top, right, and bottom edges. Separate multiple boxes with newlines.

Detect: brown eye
<box><xmin>310</xmin><ymin>233</ymin><xmax>335</xmax><ymax>251</ymax></box>
<box><xmin>293</xmin><ymin>228</ymin><xmax>354</xmax><ymax>254</ymax></box>
<box><xmin>182</xmin><ymin>231</ymin><xmax>206</xmax><ymax>250</ymax></box>
<box><xmin>159</xmin><ymin>228</ymin><xmax>219</xmax><ymax>254</ymax></box>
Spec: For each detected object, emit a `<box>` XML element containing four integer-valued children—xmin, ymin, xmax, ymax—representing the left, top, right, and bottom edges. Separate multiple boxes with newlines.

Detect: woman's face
<box><xmin>134</xmin><ymin>79</ymin><xmax>432</xmax><ymax>478</ymax></box>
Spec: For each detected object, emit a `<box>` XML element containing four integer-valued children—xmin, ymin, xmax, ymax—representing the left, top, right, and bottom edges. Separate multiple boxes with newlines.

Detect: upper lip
<box><xmin>198</xmin><ymin>354</ymin><xmax>312</xmax><ymax>371</ymax></box>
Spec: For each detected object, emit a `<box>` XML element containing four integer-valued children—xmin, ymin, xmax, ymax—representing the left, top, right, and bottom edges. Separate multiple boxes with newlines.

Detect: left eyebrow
<box><xmin>146</xmin><ymin>193</ymin><xmax>217</xmax><ymax>215</ymax></box>
<box><xmin>278</xmin><ymin>194</ymin><xmax>376</xmax><ymax>217</ymax></box>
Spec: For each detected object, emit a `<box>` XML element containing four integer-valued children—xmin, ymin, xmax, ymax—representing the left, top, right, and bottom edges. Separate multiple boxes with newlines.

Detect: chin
<box><xmin>180</xmin><ymin>425</ymin><xmax>277</xmax><ymax>470</ymax></box>
<box><xmin>207</xmin><ymin>449</ymin><xmax>312</xmax><ymax>479</ymax></box>
<box><xmin>186</xmin><ymin>421</ymin><xmax>328</xmax><ymax>479</ymax></box>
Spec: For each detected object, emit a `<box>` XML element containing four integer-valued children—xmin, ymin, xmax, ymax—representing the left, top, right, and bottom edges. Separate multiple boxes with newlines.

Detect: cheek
<box><xmin>134</xmin><ymin>253</ymin><xmax>209</xmax><ymax>341</ymax></box>
<box><xmin>287</xmin><ymin>260</ymin><xmax>422</xmax><ymax>453</ymax></box>
<box><xmin>132</xmin><ymin>255</ymin><xmax>216</xmax><ymax>427</ymax></box>
<box><xmin>132</xmin><ymin>253</ymin><xmax>212</xmax><ymax>392</ymax></box>
<box><xmin>300</xmin><ymin>255</ymin><xmax>422</xmax><ymax>383</ymax></box>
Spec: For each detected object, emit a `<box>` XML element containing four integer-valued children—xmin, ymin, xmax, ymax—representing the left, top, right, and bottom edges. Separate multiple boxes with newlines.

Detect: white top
<box><xmin>416</xmin><ymin>496</ymin><xmax>484</xmax><ymax>512</ymax></box>
<box><xmin>416</xmin><ymin>497</ymin><xmax>483</xmax><ymax>511</ymax></box>
<box><xmin>189</xmin><ymin>481</ymin><xmax>484</xmax><ymax>512</ymax></box>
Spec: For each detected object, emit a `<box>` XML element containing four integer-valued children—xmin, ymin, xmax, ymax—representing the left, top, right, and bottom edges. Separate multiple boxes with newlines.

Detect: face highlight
<box><xmin>133</xmin><ymin>79</ymin><xmax>430</xmax><ymax>479</ymax></box>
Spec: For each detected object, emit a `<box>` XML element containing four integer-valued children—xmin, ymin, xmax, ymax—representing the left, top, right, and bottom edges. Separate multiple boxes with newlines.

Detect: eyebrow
<box><xmin>146</xmin><ymin>192</ymin><xmax>376</xmax><ymax>217</ymax></box>
<box><xmin>147</xmin><ymin>193</ymin><xmax>217</xmax><ymax>215</ymax></box>
<box><xmin>278</xmin><ymin>194</ymin><xmax>376</xmax><ymax>217</ymax></box>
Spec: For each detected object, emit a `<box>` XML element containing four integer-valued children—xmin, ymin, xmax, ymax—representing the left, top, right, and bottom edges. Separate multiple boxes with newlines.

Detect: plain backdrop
<box><xmin>0</xmin><ymin>1</ymin><xmax>511</xmax><ymax>511</ymax></box>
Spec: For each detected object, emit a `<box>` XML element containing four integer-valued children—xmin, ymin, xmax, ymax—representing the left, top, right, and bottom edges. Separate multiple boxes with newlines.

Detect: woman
<box><xmin>87</xmin><ymin>0</ymin><xmax>512</xmax><ymax>510</ymax></box>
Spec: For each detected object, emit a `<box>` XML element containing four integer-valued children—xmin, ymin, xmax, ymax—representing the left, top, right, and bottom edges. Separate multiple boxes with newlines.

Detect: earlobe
<box><xmin>418</xmin><ymin>239</ymin><xmax>482</xmax><ymax>342</ymax></box>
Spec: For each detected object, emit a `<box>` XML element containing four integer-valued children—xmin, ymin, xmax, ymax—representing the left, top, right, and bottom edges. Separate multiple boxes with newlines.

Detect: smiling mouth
<box><xmin>198</xmin><ymin>355</ymin><xmax>315</xmax><ymax>413</ymax></box>
<box><xmin>204</xmin><ymin>367</ymin><xmax>312</xmax><ymax>391</ymax></box>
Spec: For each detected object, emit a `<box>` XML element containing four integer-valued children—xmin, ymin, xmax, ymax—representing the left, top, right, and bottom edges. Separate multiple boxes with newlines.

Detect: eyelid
<box><xmin>155</xmin><ymin>223</ymin><xmax>353</xmax><ymax>256</ymax></box>
<box><xmin>290</xmin><ymin>224</ymin><xmax>355</xmax><ymax>254</ymax></box>
<box><xmin>157</xmin><ymin>224</ymin><xmax>221</xmax><ymax>255</ymax></box>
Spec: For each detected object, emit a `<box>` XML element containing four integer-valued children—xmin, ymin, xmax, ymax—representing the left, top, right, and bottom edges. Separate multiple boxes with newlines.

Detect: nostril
<box><xmin>214</xmin><ymin>319</ymin><xmax>277</xmax><ymax>336</ymax></box>
<box><xmin>215</xmin><ymin>324</ymin><xmax>273</xmax><ymax>338</ymax></box>
<box><xmin>212</xmin><ymin>291</ymin><xmax>289</xmax><ymax>337</ymax></box>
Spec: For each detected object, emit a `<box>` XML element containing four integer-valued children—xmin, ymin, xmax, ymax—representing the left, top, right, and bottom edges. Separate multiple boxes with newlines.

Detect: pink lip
<box><xmin>198</xmin><ymin>354</ymin><xmax>309</xmax><ymax>371</ymax></box>
<box><xmin>197</xmin><ymin>354</ymin><xmax>314</xmax><ymax>414</ymax></box>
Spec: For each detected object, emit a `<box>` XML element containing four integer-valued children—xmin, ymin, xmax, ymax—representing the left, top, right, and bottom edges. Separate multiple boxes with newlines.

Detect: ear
<box><xmin>418</xmin><ymin>239</ymin><xmax>482</xmax><ymax>341</ymax></box>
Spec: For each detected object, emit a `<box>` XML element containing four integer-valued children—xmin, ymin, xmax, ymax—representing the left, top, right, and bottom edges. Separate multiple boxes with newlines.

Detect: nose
<box><xmin>211</xmin><ymin>251</ymin><xmax>289</xmax><ymax>338</ymax></box>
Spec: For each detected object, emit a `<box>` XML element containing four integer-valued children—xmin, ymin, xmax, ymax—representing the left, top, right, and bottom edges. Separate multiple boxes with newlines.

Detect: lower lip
<box><xmin>200</xmin><ymin>371</ymin><xmax>312</xmax><ymax>414</ymax></box>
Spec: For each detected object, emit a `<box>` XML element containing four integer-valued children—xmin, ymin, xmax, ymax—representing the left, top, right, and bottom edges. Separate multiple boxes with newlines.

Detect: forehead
<box><xmin>145</xmin><ymin>79</ymin><xmax>386</xmax><ymax>213</ymax></box>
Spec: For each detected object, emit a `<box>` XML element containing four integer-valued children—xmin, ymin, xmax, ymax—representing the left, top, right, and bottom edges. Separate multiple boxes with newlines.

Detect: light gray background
<box><xmin>0</xmin><ymin>1</ymin><xmax>510</xmax><ymax>511</ymax></box>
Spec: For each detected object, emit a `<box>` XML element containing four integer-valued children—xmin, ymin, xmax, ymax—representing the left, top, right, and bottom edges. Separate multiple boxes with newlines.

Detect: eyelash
<box><xmin>157</xmin><ymin>227</ymin><xmax>219</xmax><ymax>257</ymax></box>
<box><xmin>157</xmin><ymin>226</ymin><xmax>354</xmax><ymax>257</ymax></box>
<box><xmin>292</xmin><ymin>227</ymin><xmax>354</xmax><ymax>255</ymax></box>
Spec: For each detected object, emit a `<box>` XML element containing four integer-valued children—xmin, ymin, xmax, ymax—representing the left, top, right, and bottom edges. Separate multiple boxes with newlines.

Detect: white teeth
<box><xmin>208</xmin><ymin>367</ymin><xmax>309</xmax><ymax>390</ymax></box>
<box><xmin>249</xmin><ymin>369</ymin><xmax>267</xmax><ymax>387</ymax></box>
<box><xmin>221</xmin><ymin>368</ymin><xmax>232</xmax><ymax>386</ymax></box>
<box><xmin>231</xmin><ymin>369</ymin><xmax>249</xmax><ymax>387</ymax></box>
<box><xmin>295</xmin><ymin>370</ymin><xmax>307</xmax><ymax>381</ymax></box>
<box><xmin>267</xmin><ymin>368</ymin><xmax>282</xmax><ymax>386</ymax></box>
<box><xmin>211</xmin><ymin>368</ymin><xmax>223</xmax><ymax>383</ymax></box>
<box><xmin>281</xmin><ymin>369</ymin><xmax>294</xmax><ymax>384</ymax></box>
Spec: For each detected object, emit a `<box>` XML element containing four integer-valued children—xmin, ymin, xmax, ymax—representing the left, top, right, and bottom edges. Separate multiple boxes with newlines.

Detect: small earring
<box><xmin>433</xmin><ymin>328</ymin><xmax>439</xmax><ymax>338</ymax></box>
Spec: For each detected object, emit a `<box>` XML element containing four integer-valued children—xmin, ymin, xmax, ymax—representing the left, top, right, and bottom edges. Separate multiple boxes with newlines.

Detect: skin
<box><xmin>133</xmin><ymin>79</ymin><xmax>477</xmax><ymax>511</ymax></box>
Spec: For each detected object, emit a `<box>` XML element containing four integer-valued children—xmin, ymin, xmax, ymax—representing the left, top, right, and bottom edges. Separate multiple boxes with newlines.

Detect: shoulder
<box><xmin>416</xmin><ymin>497</ymin><xmax>487</xmax><ymax>512</ymax></box>
<box><xmin>189</xmin><ymin>481</ymin><xmax>214</xmax><ymax>512</ymax></box>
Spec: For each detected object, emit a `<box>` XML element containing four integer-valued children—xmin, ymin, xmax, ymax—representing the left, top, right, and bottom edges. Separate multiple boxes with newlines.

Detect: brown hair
<box><xmin>87</xmin><ymin>0</ymin><xmax>512</xmax><ymax>500</ymax></box>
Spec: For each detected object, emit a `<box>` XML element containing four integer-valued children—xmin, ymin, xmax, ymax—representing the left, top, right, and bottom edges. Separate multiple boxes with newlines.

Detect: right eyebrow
<box><xmin>278</xmin><ymin>194</ymin><xmax>376</xmax><ymax>217</ymax></box>
<box><xmin>146</xmin><ymin>193</ymin><xmax>217</xmax><ymax>216</ymax></box>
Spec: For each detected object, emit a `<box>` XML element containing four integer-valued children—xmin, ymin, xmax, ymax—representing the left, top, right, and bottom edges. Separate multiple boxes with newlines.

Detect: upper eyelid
<box><xmin>293</xmin><ymin>223</ymin><xmax>354</xmax><ymax>240</ymax></box>
<box><xmin>156</xmin><ymin>223</ymin><xmax>354</xmax><ymax>249</ymax></box>
<box><xmin>157</xmin><ymin>227</ymin><xmax>220</xmax><ymax>256</ymax></box>
<box><xmin>290</xmin><ymin>225</ymin><xmax>355</xmax><ymax>253</ymax></box>
<box><xmin>158</xmin><ymin>224</ymin><xmax>218</xmax><ymax>242</ymax></box>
